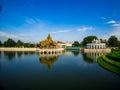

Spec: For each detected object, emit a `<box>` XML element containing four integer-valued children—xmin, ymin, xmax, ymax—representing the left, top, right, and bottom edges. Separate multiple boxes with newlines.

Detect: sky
<box><xmin>0</xmin><ymin>0</ymin><xmax>120</xmax><ymax>43</ymax></box>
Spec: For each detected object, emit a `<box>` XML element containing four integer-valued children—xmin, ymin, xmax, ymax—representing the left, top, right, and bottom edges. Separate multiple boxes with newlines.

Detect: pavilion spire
<box><xmin>47</xmin><ymin>33</ymin><xmax>52</xmax><ymax>40</ymax></box>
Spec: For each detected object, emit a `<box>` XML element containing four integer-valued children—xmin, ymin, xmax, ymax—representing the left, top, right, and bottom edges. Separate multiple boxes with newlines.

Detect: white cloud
<box><xmin>112</xmin><ymin>23</ymin><xmax>120</xmax><ymax>27</ymax></box>
<box><xmin>77</xmin><ymin>26</ymin><xmax>94</xmax><ymax>32</ymax></box>
<box><xmin>25</xmin><ymin>17</ymin><xmax>40</xmax><ymax>25</ymax></box>
<box><xmin>0</xmin><ymin>31</ymin><xmax>16</xmax><ymax>38</ymax></box>
<box><xmin>107</xmin><ymin>20</ymin><xmax>116</xmax><ymax>24</ymax></box>
<box><xmin>110</xmin><ymin>27</ymin><xmax>120</xmax><ymax>39</ymax></box>
<box><xmin>0</xmin><ymin>31</ymin><xmax>25</xmax><ymax>40</ymax></box>
<box><xmin>103</xmin><ymin>26</ymin><xmax>120</xmax><ymax>40</ymax></box>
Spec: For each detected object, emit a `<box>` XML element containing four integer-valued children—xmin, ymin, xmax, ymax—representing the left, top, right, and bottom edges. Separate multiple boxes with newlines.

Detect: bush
<box><xmin>106</xmin><ymin>51</ymin><xmax>120</xmax><ymax>61</ymax></box>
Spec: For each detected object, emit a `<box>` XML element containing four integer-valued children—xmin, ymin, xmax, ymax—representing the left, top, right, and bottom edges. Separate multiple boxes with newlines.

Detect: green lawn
<box><xmin>97</xmin><ymin>51</ymin><xmax>120</xmax><ymax>75</ymax></box>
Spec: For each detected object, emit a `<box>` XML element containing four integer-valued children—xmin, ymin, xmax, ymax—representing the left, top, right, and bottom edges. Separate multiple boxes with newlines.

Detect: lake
<box><xmin>0</xmin><ymin>50</ymin><xmax>120</xmax><ymax>90</ymax></box>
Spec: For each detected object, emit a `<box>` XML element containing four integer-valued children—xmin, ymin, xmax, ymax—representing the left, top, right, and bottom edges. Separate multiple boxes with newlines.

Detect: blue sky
<box><xmin>0</xmin><ymin>0</ymin><xmax>120</xmax><ymax>43</ymax></box>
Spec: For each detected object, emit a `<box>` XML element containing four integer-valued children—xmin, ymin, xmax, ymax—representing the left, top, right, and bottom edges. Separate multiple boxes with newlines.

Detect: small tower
<box><xmin>47</xmin><ymin>33</ymin><xmax>52</xmax><ymax>41</ymax></box>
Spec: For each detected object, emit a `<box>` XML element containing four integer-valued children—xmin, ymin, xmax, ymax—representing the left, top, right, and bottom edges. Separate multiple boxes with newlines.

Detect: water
<box><xmin>0</xmin><ymin>51</ymin><xmax>120</xmax><ymax>90</ymax></box>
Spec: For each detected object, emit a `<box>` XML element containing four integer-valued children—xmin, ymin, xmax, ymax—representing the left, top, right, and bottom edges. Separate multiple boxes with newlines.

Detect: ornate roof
<box><xmin>39</xmin><ymin>34</ymin><xmax>57</xmax><ymax>48</ymax></box>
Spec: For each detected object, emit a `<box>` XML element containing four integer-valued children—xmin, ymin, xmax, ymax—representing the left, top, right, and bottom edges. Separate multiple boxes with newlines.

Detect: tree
<box><xmin>100</xmin><ymin>39</ymin><xmax>109</xmax><ymax>46</ymax></box>
<box><xmin>17</xmin><ymin>40</ymin><xmax>23</xmax><ymax>47</ymax></box>
<box><xmin>23</xmin><ymin>43</ymin><xmax>30</xmax><ymax>47</ymax></box>
<box><xmin>23</xmin><ymin>42</ymin><xmax>35</xmax><ymax>47</ymax></box>
<box><xmin>82</xmin><ymin>36</ymin><xmax>98</xmax><ymax>46</ymax></box>
<box><xmin>72</xmin><ymin>41</ymin><xmax>80</xmax><ymax>47</ymax></box>
<box><xmin>108</xmin><ymin>36</ymin><xmax>119</xmax><ymax>47</ymax></box>
<box><xmin>0</xmin><ymin>40</ymin><xmax>2</xmax><ymax>46</ymax></box>
<box><xmin>4</xmin><ymin>38</ymin><xmax>16</xmax><ymax>47</ymax></box>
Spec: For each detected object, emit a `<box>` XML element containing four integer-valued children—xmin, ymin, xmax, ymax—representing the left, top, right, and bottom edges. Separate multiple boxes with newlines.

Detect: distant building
<box><xmin>57</xmin><ymin>41</ymin><xmax>72</xmax><ymax>48</ymax></box>
<box><xmin>86</xmin><ymin>39</ymin><xmax>106</xmax><ymax>49</ymax></box>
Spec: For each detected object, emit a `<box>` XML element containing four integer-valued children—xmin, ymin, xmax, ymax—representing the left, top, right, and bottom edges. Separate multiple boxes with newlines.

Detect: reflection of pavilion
<box><xmin>82</xmin><ymin>52</ymin><xmax>106</xmax><ymax>63</ymax></box>
<box><xmin>38</xmin><ymin>51</ymin><xmax>72</xmax><ymax>68</ymax></box>
<box><xmin>38</xmin><ymin>53</ymin><xmax>62</xmax><ymax>69</ymax></box>
<box><xmin>85</xmin><ymin>52</ymin><xmax>104</xmax><ymax>61</ymax></box>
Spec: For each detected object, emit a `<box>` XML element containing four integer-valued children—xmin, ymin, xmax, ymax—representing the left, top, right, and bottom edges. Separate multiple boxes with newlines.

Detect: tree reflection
<box><xmin>16</xmin><ymin>52</ymin><xmax>23</xmax><ymax>59</ymax></box>
<box><xmin>71</xmin><ymin>50</ymin><xmax>80</xmax><ymax>56</ymax></box>
<box><xmin>24</xmin><ymin>51</ymin><xmax>35</xmax><ymax>56</ymax></box>
<box><xmin>39</xmin><ymin>54</ymin><xmax>59</xmax><ymax>69</ymax></box>
<box><xmin>0</xmin><ymin>51</ymin><xmax>1</xmax><ymax>59</ymax></box>
<box><xmin>24</xmin><ymin>52</ymin><xmax>30</xmax><ymax>56</ymax></box>
<box><xmin>4</xmin><ymin>51</ymin><xmax>16</xmax><ymax>60</ymax></box>
<box><xmin>0</xmin><ymin>51</ymin><xmax>2</xmax><ymax>68</ymax></box>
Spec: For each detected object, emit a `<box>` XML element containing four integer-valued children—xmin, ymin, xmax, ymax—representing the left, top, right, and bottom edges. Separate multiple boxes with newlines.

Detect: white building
<box><xmin>86</xmin><ymin>39</ymin><xmax>106</xmax><ymax>49</ymax></box>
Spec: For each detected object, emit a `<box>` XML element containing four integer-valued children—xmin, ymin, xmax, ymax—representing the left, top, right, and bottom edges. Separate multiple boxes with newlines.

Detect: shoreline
<box><xmin>0</xmin><ymin>47</ymin><xmax>65</xmax><ymax>52</ymax></box>
<box><xmin>84</xmin><ymin>48</ymin><xmax>111</xmax><ymax>53</ymax></box>
<box><xmin>0</xmin><ymin>47</ymin><xmax>37</xmax><ymax>52</ymax></box>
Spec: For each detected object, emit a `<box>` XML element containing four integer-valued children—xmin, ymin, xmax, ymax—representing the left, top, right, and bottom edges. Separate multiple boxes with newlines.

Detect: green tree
<box><xmin>23</xmin><ymin>43</ymin><xmax>30</xmax><ymax>47</ymax></box>
<box><xmin>72</xmin><ymin>41</ymin><xmax>80</xmax><ymax>47</ymax></box>
<box><xmin>100</xmin><ymin>39</ymin><xmax>109</xmax><ymax>46</ymax></box>
<box><xmin>17</xmin><ymin>40</ymin><xmax>23</xmax><ymax>47</ymax></box>
<box><xmin>0</xmin><ymin>40</ymin><xmax>2</xmax><ymax>46</ymax></box>
<box><xmin>82</xmin><ymin>36</ymin><xmax>98</xmax><ymax>46</ymax></box>
<box><xmin>29</xmin><ymin>43</ymin><xmax>35</xmax><ymax>47</ymax></box>
<box><xmin>23</xmin><ymin>42</ymin><xmax>35</xmax><ymax>47</ymax></box>
<box><xmin>4</xmin><ymin>38</ymin><xmax>16</xmax><ymax>47</ymax></box>
<box><xmin>108</xmin><ymin>36</ymin><xmax>119</xmax><ymax>47</ymax></box>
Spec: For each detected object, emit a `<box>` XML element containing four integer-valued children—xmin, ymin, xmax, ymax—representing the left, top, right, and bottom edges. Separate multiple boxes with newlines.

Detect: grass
<box><xmin>97</xmin><ymin>50</ymin><xmax>120</xmax><ymax>76</ymax></box>
<box><xmin>102</xmin><ymin>55</ymin><xmax>120</xmax><ymax>68</ymax></box>
<box><xmin>97</xmin><ymin>56</ymin><xmax>120</xmax><ymax>76</ymax></box>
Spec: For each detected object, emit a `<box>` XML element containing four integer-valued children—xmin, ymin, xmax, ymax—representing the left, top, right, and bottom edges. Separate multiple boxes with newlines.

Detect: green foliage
<box><xmin>29</xmin><ymin>43</ymin><xmax>35</xmax><ymax>47</ymax></box>
<box><xmin>1</xmin><ymin>38</ymin><xmax>36</xmax><ymax>48</ymax></box>
<box><xmin>108</xmin><ymin>35</ymin><xmax>119</xmax><ymax>47</ymax></box>
<box><xmin>106</xmin><ymin>51</ymin><xmax>120</xmax><ymax>61</ymax></box>
<box><xmin>82</xmin><ymin>36</ymin><xmax>98</xmax><ymax>46</ymax></box>
<box><xmin>102</xmin><ymin>55</ymin><xmax>120</xmax><ymax>67</ymax></box>
<box><xmin>100</xmin><ymin>39</ymin><xmax>109</xmax><ymax>46</ymax></box>
<box><xmin>72</xmin><ymin>41</ymin><xmax>80</xmax><ymax>47</ymax></box>
<box><xmin>16</xmin><ymin>40</ymin><xmax>24</xmax><ymax>47</ymax></box>
<box><xmin>4</xmin><ymin>38</ymin><xmax>16</xmax><ymax>47</ymax></box>
<box><xmin>23</xmin><ymin>43</ymin><xmax>35</xmax><ymax>47</ymax></box>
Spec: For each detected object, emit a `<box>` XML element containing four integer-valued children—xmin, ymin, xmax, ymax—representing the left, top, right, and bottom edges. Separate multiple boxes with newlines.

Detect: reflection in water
<box><xmin>0</xmin><ymin>51</ymin><xmax>1</xmax><ymax>59</ymax></box>
<box><xmin>0</xmin><ymin>50</ymin><xmax>120</xmax><ymax>89</ymax></box>
<box><xmin>39</xmin><ymin>54</ymin><xmax>59</xmax><ymax>69</ymax></box>
<box><xmin>24</xmin><ymin>51</ymin><xmax>34</xmax><ymax>56</ymax></box>
<box><xmin>4</xmin><ymin>51</ymin><xmax>16</xmax><ymax>60</ymax></box>
<box><xmin>17</xmin><ymin>52</ymin><xmax>23</xmax><ymax>59</ymax></box>
<box><xmin>71</xmin><ymin>50</ymin><xmax>80</xmax><ymax>56</ymax></box>
<box><xmin>38</xmin><ymin>53</ymin><xmax>61</xmax><ymax>69</ymax></box>
<box><xmin>0</xmin><ymin>51</ymin><xmax>2</xmax><ymax>67</ymax></box>
<box><xmin>63</xmin><ymin>50</ymin><xmax>72</xmax><ymax>56</ymax></box>
<box><xmin>64</xmin><ymin>50</ymin><xmax>79</xmax><ymax>56</ymax></box>
<box><xmin>3</xmin><ymin>51</ymin><xmax>35</xmax><ymax>60</ymax></box>
<box><xmin>82</xmin><ymin>52</ymin><xmax>105</xmax><ymax>63</ymax></box>
<box><xmin>38</xmin><ymin>50</ymin><xmax>75</xmax><ymax>69</ymax></box>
